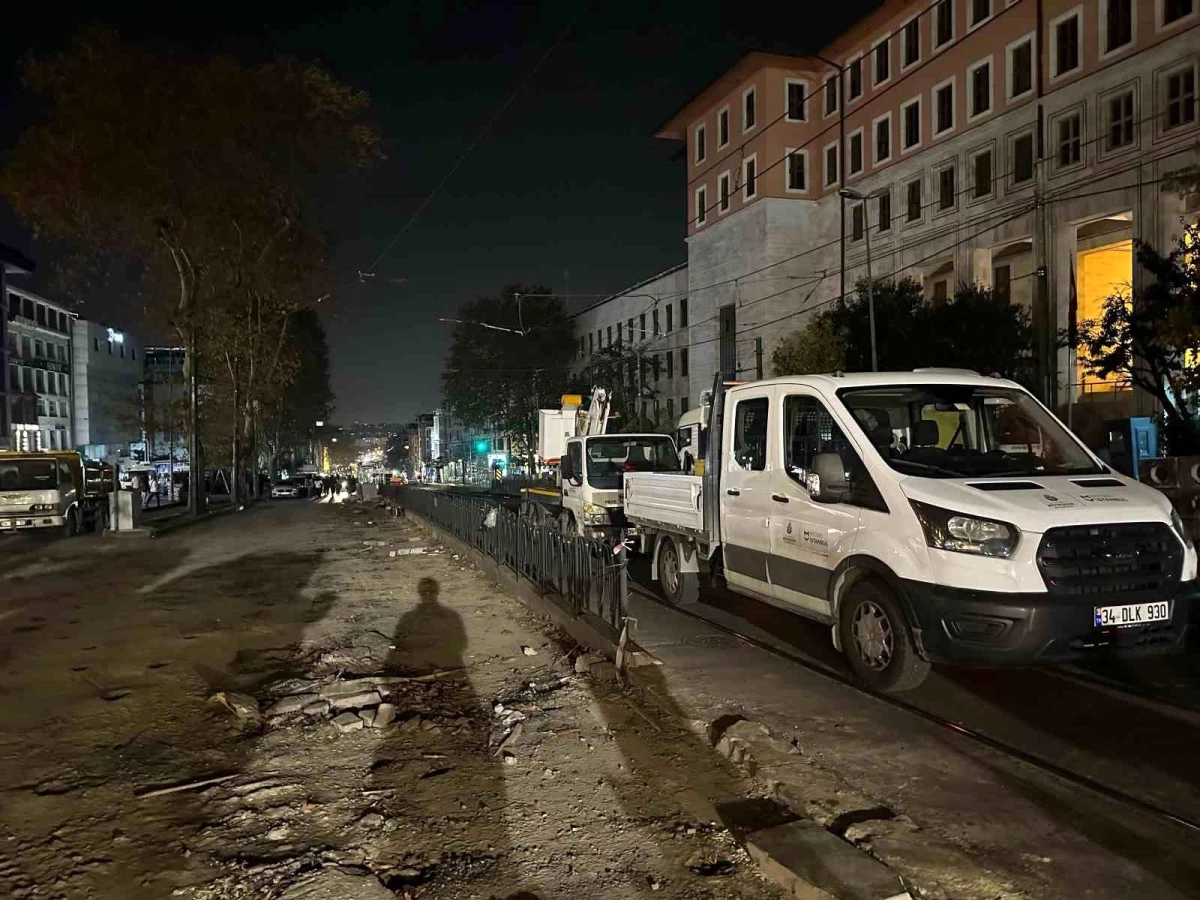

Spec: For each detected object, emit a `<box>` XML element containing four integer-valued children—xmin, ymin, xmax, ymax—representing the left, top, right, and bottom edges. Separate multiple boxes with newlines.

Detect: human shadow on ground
<box><xmin>368</xmin><ymin>576</ymin><xmax>520</xmax><ymax>896</ymax></box>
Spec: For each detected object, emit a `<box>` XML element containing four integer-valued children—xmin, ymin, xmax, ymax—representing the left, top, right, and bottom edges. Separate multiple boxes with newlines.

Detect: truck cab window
<box><xmin>568</xmin><ymin>443</ymin><xmax>583</xmax><ymax>483</ymax></box>
<box><xmin>59</xmin><ymin>462</ymin><xmax>73</xmax><ymax>488</ymax></box>
<box><xmin>733</xmin><ymin>398</ymin><xmax>769</xmax><ymax>471</ymax></box>
<box><xmin>785</xmin><ymin>395</ymin><xmax>885</xmax><ymax>511</ymax></box>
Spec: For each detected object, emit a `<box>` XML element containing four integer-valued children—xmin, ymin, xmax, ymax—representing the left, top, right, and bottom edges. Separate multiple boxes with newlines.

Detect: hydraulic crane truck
<box><xmin>522</xmin><ymin>388</ymin><xmax>679</xmax><ymax>540</ymax></box>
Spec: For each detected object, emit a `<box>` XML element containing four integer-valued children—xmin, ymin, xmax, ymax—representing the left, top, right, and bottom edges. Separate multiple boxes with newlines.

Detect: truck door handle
<box><xmin>726</xmin><ymin>488</ymin><xmax>741</xmax><ymax>496</ymax></box>
<box><xmin>771</xmin><ymin>494</ymin><xmax>789</xmax><ymax>503</ymax></box>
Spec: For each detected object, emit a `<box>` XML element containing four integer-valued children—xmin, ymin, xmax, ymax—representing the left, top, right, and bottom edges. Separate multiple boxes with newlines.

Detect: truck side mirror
<box><xmin>808</xmin><ymin>453</ymin><xmax>848</xmax><ymax>504</ymax></box>
<box><xmin>560</xmin><ymin>455</ymin><xmax>575</xmax><ymax>483</ymax></box>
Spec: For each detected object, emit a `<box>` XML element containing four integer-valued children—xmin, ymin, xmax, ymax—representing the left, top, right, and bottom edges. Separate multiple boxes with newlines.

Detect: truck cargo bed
<box><xmin>623</xmin><ymin>472</ymin><xmax>705</xmax><ymax>534</ymax></box>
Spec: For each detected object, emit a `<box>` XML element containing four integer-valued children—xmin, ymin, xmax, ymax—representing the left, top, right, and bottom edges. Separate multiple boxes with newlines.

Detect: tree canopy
<box><xmin>773</xmin><ymin>278</ymin><xmax>1034</xmax><ymax>385</ymax></box>
<box><xmin>442</xmin><ymin>286</ymin><xmax>576</xmax><ymax>465</ymax></box>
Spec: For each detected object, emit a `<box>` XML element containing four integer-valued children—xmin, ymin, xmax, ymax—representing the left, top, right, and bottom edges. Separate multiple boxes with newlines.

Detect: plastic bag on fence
<box><xmin>481</xmin><ymin>507</ymin><xmax>497</xmax><ymax>530</ymax></box>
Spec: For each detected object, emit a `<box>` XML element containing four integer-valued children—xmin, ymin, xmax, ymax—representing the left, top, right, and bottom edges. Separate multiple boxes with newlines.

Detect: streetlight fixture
<box><xmin>839</xmin><ymin>186</ymin><xmax>889</xmax><ymax>372</ymax></box>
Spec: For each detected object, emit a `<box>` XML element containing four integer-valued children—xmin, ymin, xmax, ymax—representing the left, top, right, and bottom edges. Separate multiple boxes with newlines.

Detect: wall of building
<box><xmin>6</xmin><ymin>287</ymin><xmax>74</xmax><ymax>451</ymax></box>
<box><xmin>71</xmin><ymin>319</ymin><xmax>145</xmax><ymax>460</ymax></box>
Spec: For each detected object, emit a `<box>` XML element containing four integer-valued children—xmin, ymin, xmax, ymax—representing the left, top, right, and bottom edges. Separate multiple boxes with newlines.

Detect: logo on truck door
<box><xmin>801</xmin><ymin>528</ymin><xmax>830</xmax><ymax>555</ymax></box>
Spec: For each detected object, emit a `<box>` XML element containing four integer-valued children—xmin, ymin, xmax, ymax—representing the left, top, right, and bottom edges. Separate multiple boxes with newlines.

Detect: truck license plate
<box><xmin>1094</xmin><ymin>602</ymin><xmax>1171</xmax><ymax>628</ymax></box>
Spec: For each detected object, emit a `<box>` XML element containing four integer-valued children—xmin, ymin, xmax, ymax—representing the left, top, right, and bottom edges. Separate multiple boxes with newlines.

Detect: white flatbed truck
<box><xmin>624</xmin><ymin>371</ymin><xmax>1198</xmax><ymax>692</ymax></box>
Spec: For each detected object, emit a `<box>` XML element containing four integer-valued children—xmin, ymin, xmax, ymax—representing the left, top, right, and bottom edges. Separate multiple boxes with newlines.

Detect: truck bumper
<box><xmin>899</xmin><ymin>578</ymin><xmax>1198</xmax><ymax>665</ymax></box>
<box><xmin>0</xmin><ymin>514</ymin><xmax>64</xmax><ymax>531</ymax></box>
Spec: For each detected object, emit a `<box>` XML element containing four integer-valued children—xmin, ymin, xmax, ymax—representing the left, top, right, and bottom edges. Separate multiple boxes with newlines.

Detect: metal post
<box><xmin>864</xmin><ymin>200</ymin><xmax>878</xmax><ymax>372</ymax></box>
<box><xmin>755</xmin><ymin>337</ymin><xmax>764</xmax><ymax>380</ymax></box>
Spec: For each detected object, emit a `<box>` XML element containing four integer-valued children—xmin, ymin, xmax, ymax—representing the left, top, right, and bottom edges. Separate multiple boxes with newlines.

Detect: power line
<box><xmin>362</xmin><ymin>1</ymin><xmax>593</xmax><ymax>277</ymax></box>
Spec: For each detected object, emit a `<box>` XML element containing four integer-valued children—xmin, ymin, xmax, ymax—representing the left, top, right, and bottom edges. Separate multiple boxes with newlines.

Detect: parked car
<box><xmin>271</xmin><ymin>479</ymin><xmax>302</xmax><ymax>499</ymax></box>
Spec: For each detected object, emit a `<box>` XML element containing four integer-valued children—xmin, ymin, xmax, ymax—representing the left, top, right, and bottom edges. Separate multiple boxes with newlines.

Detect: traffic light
<box><xmin>474</xmin><ymin>439</ymin><xmax>489</xmax><ymax>454</ymax></box>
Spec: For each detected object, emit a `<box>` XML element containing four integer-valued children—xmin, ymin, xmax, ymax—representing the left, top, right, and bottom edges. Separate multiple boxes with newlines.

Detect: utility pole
<box><xmin>755</xmin><ymin>337</ymin><xmax>764</xmax><ymax>380</ymax></box>
<box><xmin>1032</xmin><ymin>0</ymin><xmax>1051</xmax><ymax>405</ymax></box>
<box><xmin>840</xmin><ymin>187</ymin><xmax>888</xmax><ymax>371</ymax></box>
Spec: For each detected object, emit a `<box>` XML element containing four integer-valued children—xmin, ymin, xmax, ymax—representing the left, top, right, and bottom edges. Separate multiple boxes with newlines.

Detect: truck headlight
<box><xmin>30</xmin><ymin>503</ymin><xmax>56</xmax><ymax>512</ymax></box>
<box><xmin>910</xmin><ymin>501</ymin><xmax>1018</xmax><ymax>559</ymax></box>
<box><xmin>583</xmin><ymin>503</ymin><xmax>610</xmax><ymax>525</ymax></box>
<box><xmin>1171</xmin><ymin>508</ymin><xmax>1194</xmax><ymax>550</ymax></box>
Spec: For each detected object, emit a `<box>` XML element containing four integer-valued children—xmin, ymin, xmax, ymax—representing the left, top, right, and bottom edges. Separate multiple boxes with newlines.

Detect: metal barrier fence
<box><xmin>386</xmin><ymin>486</ymin><xmax>627</xmax><ymax>639</ymax></box>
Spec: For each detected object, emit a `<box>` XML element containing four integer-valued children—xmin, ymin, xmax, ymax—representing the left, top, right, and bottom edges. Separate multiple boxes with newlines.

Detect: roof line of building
<box><xmin>569</xmin><ymin>261</ymin><xmax>688</xmax><ymax>319</ymax></box>
<box><xmin>0</xmin><ymin>241</ymin><xmax>34</xmax><ymax>276</ymax></box>
<box><xmin>7</xmin><ymin>284</ymin><xmax>78</xmax><ymax>315</ymax></box>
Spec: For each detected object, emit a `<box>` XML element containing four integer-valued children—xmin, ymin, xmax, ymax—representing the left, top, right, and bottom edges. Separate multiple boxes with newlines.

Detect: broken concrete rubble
<box><xmin>332</xmin><ymin>711</ymin><xmax>364</xmax><ymax>733</ymax></box>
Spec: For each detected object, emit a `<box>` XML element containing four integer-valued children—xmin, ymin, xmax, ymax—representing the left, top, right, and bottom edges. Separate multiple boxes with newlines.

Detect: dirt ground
<box><xmin>0</xmin><ymin>499</ymin><xmax>784</xmax><ymax>900</ymax></box>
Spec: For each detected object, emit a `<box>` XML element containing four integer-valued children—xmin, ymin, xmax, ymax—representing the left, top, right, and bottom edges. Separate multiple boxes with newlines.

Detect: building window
<box><xmin>902</xmin><ymin>17</ymin><xmax>920</xmax><ymax>68</ymax></box>
<box><xmin>743</xmin><ymin>86</ymin><xmax>756</xmax><ymax>131</ymax></box>
<box><xmin>1008</xmin><ymin>36</ymin><xmax>1034</xmax><ymax>100</ymax></box>
<box><xmin>694</xmin><ymin>123</ymin><xmax>706</xmax><ymax>164</ymax></box>
<box><xmin>35</xmin><ymin>305</ymin><xmax>45</xmax><ymax>326</ymax></box>
<box><xmin>824</xmin><ymin>76</ymin><xmax>839</xmax><ymax>116</ymax></box>
<box><xmin>666</xmin><ymin>304</ymin><xmax>673</xmax><ymax>333</ymax></box>
<box><xmin>667</xmin><ymin>350</ymin><xmax>674</xmax><ymax>379</ymax></box>
<box><xmin>1102</xmin><ymin>0</ymin><xmax>1134</xmax><ymax>55</ymax></box>
<box><xmin>93</xmin><ymin>337</ymin><xmax>99</xmax><ymax>352</ymax></box>
<box><xmin>681</xmin><ymin>347</ymin><xmax>689</xmax><ymax>375</ymax></box>
<box><xmin>874</xmin><ymin>114</ymin><xmax>891</xmax><ymax>163</ymax></box>
<box><xmin>695</xmin><ymin>186</ymin><xmax>708</xmax><ymax>226</ymax></box>
<box><xmin>718</xmin><ymin>107</ymin><xmax>730</xmax><ymax>148</ymax></box>
<box><xmin>994</xmin><ymin>264</ymin><xmax>1012</xmax><ymax>302</ymax></box>
<box><xmin>933</xmin><ymin>280</ymin><xmax>949</xmax><ymax>302</ymax></box>
<box><xmin>653</xmin><ymin>355</ymin><xmax>661</xmax><ymax>381</ymax></box>
<box><xmin>1165</xmin><ymin>65</ymin><xmax>1197</xmax><ymax>130</ymax></box>
<box><xmin>969</xmin><ymin>58</ymin><xmax>992</xmax><ymax>119</ymax></box>
<box><xmin>847</xmin><ymin>58</ymin><xmax>863</xmax><ymax>102</ymax></box>
<box><xmin>972</xmin><ymin>148</ymin><xmax>994</xmax><ymax>198</ymax></box>
<box><xmin>878</xmin><ymin>191</ymin><xmax>892</xmax><ymax>232</ymax></box>
<box><xmin>640</xmin><ymin>313</ymin><xmax>646</xmax><ymax>340</ymax></box>
<box><xmin>786</xmin><ymin>80</ymin><xmax>807</xmax><ymax>121</ymax></box>
<box><xmin>848</xmin><ymin>130</ymin><xmax>864</xmax><ymax>175</ymax></box>
<box><xmin>1105</xmin><ymin>89</ymin><xmax>1135</xmax><ymax>150</ymax></box>
<box><xmin>1052</xmin><ymin>9</ymin><xmax>1081</xmax><ymax>79</ymax></box>
<box><xmin>938</xmin><ymin>165</ymin><xmax>956</xmax><ymax>210</ymax></box>
<box><xmin>935</xmin><ymin>0</ymin><xmax>954</xmax><ymax>48</ymax></box>
<box><xmin>874</xmin><ymin>39</ymin><xmax>890</xmax><ymax>86</ymax></box>
<box><xmin>906</xmin><ymin>177</ymin><xmax>923</xmax><ymax>222</ymax></box>
<box><xmin>971</xmin><ymin>0</ymin><xmax>991</xmax><ymax>28</ymax></box>
<box><xmin>616</xmin><ymin>322</ymin><xmax>623</xmax><ymax>345</ymax></box>
<box><xmin>786</xmin><ymin>149</ymin><xmax>807</xmax><ymax>192</ymax></box>
<box><xmin>852</xmin><ymin>204</ymin><xmax>865</xmax><ymax>241</ymax></box>
<box><xmin>824</xmin><ymin>142</ymin><xmax>839</xmax><ymax>187</ymax></box>
<box><xmin>34</xmin><ymin>339</ymin><xmax>43</xmax><ymax>358</ymax></box>
<box><xmin>902</xmin><ymin>96</ymin><xmax>921</xmax><ymax>150</ymax></box>
<box><xmin>607</xmin><ymin>325</ymin><xmax>612</xmax><ymax>347</ymax></box>
<box><xmin>652</xmin><ymin>309</ymin><xmax>660</xmax><ymax>336</ymax></box>
<box><xmin>718</xmin><ymin>172</ymin><xmax>731</xmax><ymax>213</ymax></box>
<box><xmin>35</xmin><ymin>370</ymin><xmax>44</xmax><ymax>393</ymax></box>
<box><xmin>681</xmin><ymin>396</ymin><xmax>689</xmax><ymax>413</ymax></box>
<box><xmin>1162</xmin><ymin>0</ymin><xmax>1195</xmax><ymax>27</ymax></box>
<box><xmin>1012</xmin><ymin>131</ymin><xmax>1035</xmax><ymax>183</ymax></box>
<box><xmin>1058</xmin><ymin>113</ymin><xmax>1082</xmax><ymax>166</ymax></box>
<box><xmin>667</xmin><ymin>398</ymin><xmax>674</xmax><ymax>421</ymax></box>
<box><xmin>742</xmin><ymin>155</ymin><xmax>757</xmax><ymax>199</ymax></box>
<box><xmin>933</xmin><ymin>78</ymin><xmax>954</xmax><ymax>136</ymax></box>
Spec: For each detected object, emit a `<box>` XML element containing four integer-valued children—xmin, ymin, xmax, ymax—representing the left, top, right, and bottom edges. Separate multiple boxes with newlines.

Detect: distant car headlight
<box><xmin>910</xmin><ymin>500</ymin><xmax>1018</xmax><ymax>559</ymax></box>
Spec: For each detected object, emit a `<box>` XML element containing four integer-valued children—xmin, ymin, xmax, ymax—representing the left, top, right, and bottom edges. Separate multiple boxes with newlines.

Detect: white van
<box><xmin>624</xmin><ymin>372</ymin><xmax>1198</xmax><ymax>692</ymax></box>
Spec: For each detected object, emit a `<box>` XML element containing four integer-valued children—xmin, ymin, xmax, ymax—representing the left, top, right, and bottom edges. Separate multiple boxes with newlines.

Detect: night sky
<box><xmin>0</xmin><ymin>0</ymin><xmax>879</xmax><ymax>424</ymax></box>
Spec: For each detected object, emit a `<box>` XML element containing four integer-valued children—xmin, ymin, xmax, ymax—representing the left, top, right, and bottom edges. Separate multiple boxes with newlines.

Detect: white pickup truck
<box><xmin>624</xmin><ymin>371</ymin><xmax>1198</xmax><ymax>692</ymax></box>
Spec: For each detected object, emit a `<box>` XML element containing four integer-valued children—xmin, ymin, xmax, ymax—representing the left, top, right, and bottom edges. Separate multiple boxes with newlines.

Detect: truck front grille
<box><xmin>1036</xmin><ymin>523</ymin><xmax>1182</xmax><ymax>596</ymax></box>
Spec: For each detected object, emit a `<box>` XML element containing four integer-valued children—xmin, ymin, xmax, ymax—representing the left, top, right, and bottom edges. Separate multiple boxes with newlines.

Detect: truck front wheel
<box><xmin>61</xmin><ymin>508</ymin><xmax>77</xmax><ymax>539</ymax></box>
<box><xmin>658</xmin><ymin>536</ymin><xmax>699</xmax><ymax>607</ymax></box>
<box><xmin>838</xmin><ymin>580</ymin><xmax>930</xmax><ymax>693</ymax></box>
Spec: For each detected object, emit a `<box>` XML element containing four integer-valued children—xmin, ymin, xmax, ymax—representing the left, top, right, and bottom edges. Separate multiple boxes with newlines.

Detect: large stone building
<box><xmin>574</xmin><ymin>0</ymin><xmax>1199</xmax><ymax>437</ymax></box>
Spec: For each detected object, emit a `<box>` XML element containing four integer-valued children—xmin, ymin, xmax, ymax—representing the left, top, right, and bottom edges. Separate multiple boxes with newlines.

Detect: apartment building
<box><xmin>570</xmin><ymin>263</ymin><xmax>693</xmax><ymax>426</ymax></box>
<box><xmin>575</xmin><ymin>0</ymin><xmax>1198</xmax><ymax>435</ymax></box>
<box><xmin>0</xmin><ymin>244</ymin><xmax>35</xmax><ymax>448</ymax></box>
<box><xmin>5</xmin><ymin>287</ymin><xmax>75</xmax><ymax>451</ymax></box>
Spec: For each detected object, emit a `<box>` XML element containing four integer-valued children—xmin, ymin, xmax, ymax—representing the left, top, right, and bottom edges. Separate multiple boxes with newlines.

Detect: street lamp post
<box><xmin>839</xmin><ymin>187</ymin><xmax>889</xmax><ymax>372</ymax></box>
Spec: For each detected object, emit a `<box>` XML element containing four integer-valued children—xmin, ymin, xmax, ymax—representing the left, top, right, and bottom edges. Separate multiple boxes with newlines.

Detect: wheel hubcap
<box><xmin>852</xmin><ymin>600</ymin><xmax>893</xmax><ymax>670</ymax></box>
<box><xmin>662</xmin><ymin>545</ymin><xmax>679</xmax><ymax>595</ymax></box>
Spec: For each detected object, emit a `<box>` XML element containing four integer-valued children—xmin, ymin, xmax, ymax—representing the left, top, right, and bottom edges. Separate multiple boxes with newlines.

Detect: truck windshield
<box><xmin>837</xmin><ymin>384</ymin><xmax>1104</xmax><ymax>478</ymax></box>
<box><xmin>0</xmin><ymin>460</ymin><xmax>57</xmax><ymax>491</ymax></box>
<box><xmin>586</xmin><ymin>436</ymin><xmax>679</xmax><ymax>488</ymax></box>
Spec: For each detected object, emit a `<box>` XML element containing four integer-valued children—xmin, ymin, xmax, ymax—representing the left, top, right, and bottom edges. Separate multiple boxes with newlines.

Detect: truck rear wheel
<box><xmin>658</xmin><ymin>536</ymin><xmax>699</xmax><ymax>607</ymax></box>
<box><xmin>838</xmin><ymin>579</ymin><xmax>930</xmax><ymax>693</ymax></box>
